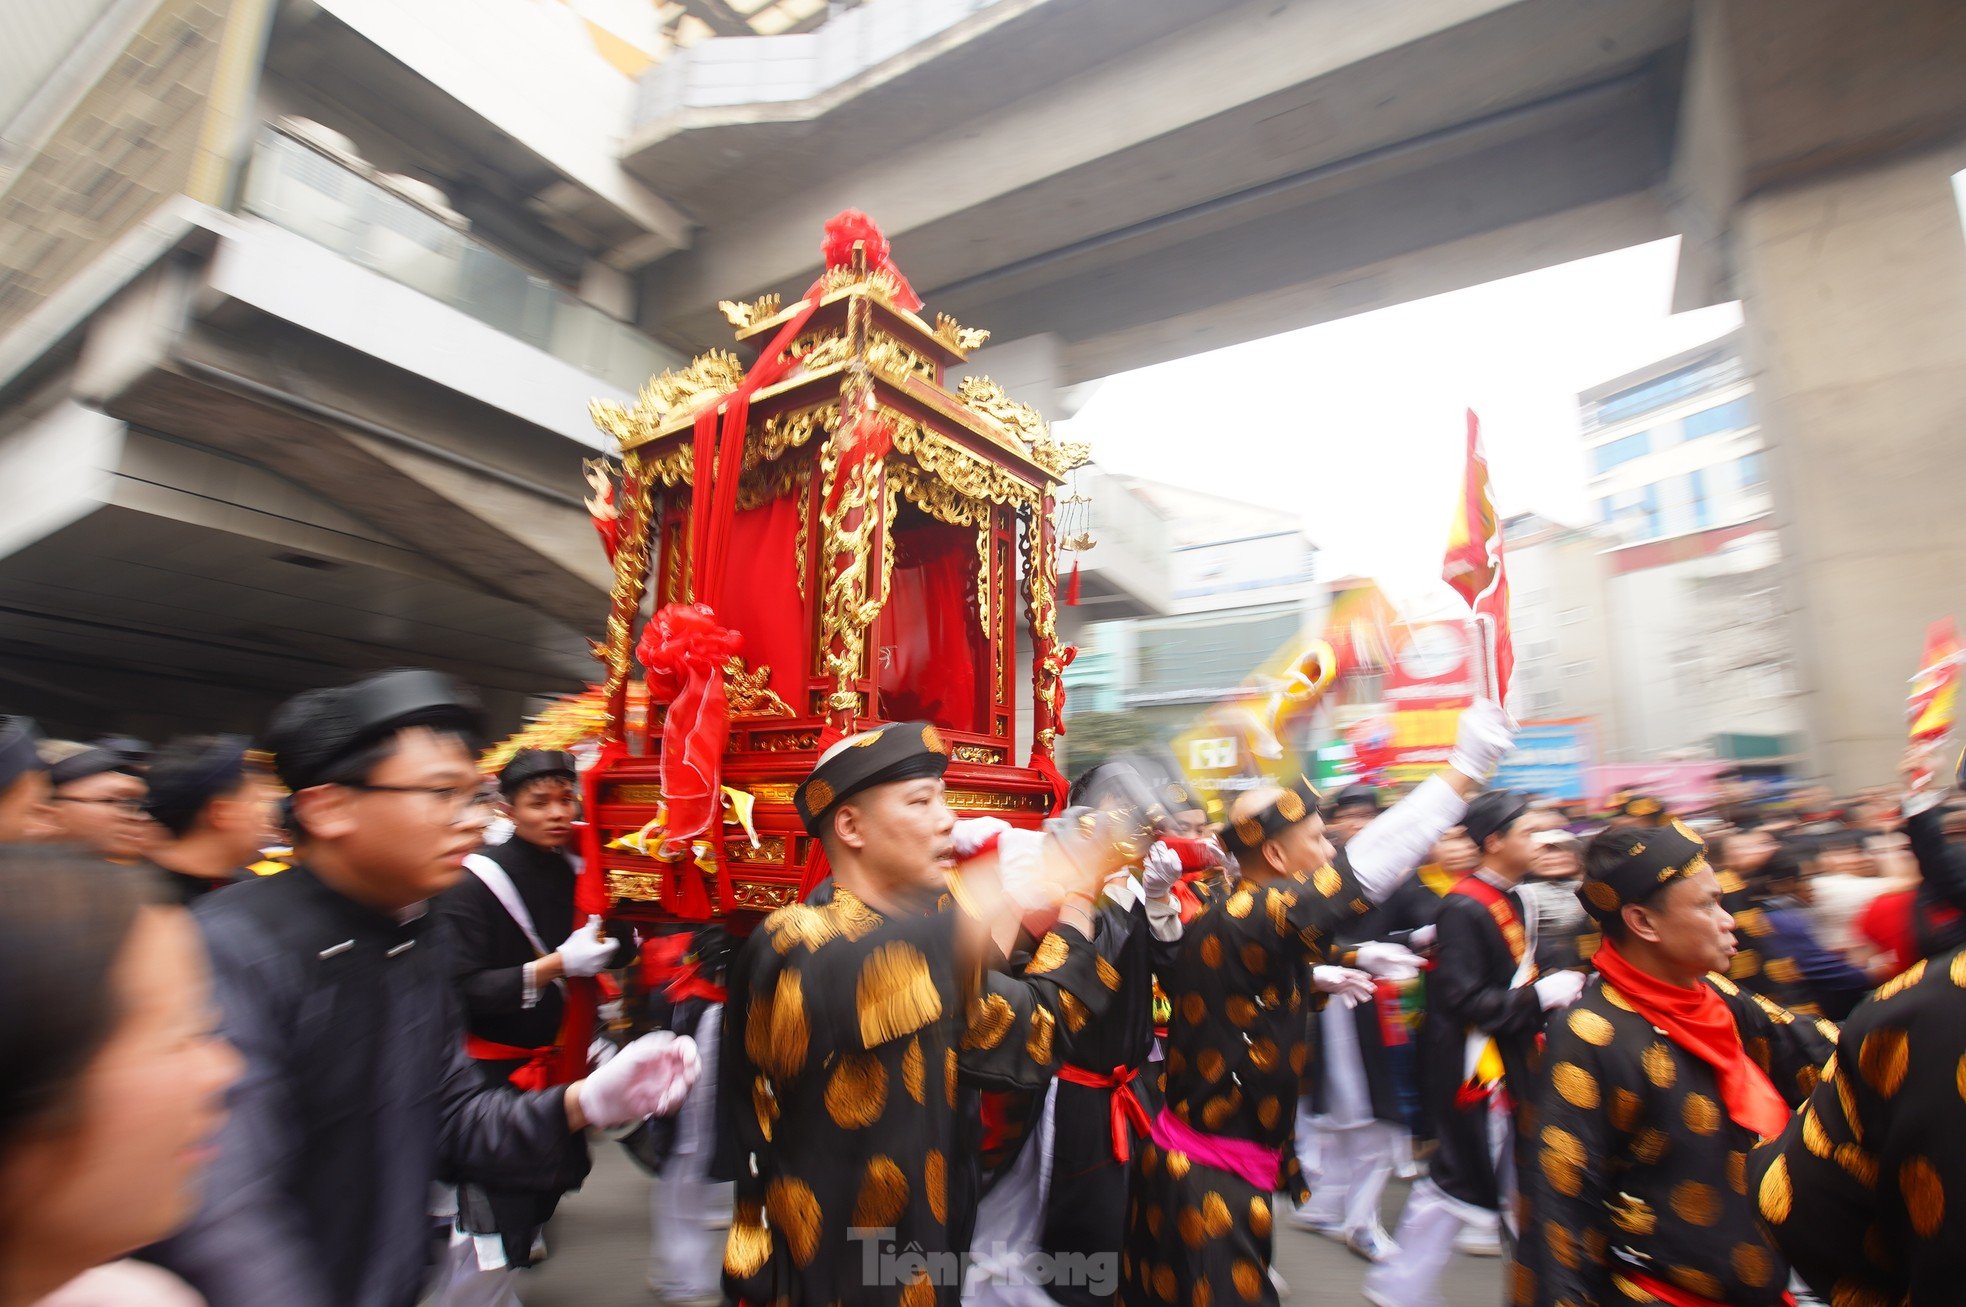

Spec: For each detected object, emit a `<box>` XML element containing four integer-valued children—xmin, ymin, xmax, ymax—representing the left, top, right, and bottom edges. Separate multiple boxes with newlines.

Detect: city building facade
<box><xmin>1577</xmin><ymin>331</ymin><xmax>1801</xmax><ymax>767</ymax></box>
<box><xmin>1059</xmin><ymin>477</ymin><xmax>1321</xmax><ymax>770</ymax></box>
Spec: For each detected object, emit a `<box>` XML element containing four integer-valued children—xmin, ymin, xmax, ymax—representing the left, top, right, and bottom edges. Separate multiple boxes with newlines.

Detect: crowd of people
<box><xmin>3</xmin><ymin>681</ymin><xmax>1966</xmax><ymax>1307</ymax></box>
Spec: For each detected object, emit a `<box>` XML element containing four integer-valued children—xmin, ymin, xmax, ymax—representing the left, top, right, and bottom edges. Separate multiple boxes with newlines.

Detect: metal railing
<box><xmin>240</xmin><ymin>129</ymin><xmax>668</xmax><ymax>392</ymax></box>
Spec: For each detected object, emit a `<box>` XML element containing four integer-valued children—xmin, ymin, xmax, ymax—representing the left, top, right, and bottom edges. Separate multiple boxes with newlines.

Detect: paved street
<box><xmin>521</xmin><ymin>1147</ymin><xmax>1503</xmax><ymax>1306</ymax></box>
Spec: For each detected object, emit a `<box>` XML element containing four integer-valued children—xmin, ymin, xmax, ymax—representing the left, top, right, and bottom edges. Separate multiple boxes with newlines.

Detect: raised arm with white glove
<box><xmin>1346</xmin><ymin>699</ymin><xmax>1515</xmax><ymax>904</ymax></box>
<box><xmin>953</xmin><ymin>816</ymin><xmax>1013</xmax><ymax>857</ymax></box>
<box><xmin>1447</xmin><ymin>698</ymin><xmax>1514</xmax><ymax>784</ymax></box>
<box><xmin>1140</xmin><ymin>840</ymin><xmax>1187</xmax><ymax>942</ymax></box>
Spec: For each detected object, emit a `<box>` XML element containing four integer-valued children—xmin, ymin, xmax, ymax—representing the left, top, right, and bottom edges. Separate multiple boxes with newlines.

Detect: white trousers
<box><xmin>1295</xmin><ymin>999</ymin><xmax>1397</xmax><ymax>1237</ymax></box>
<box><xmin>431</xmin><ymin>1230</ymin><xmax>521</xmax><ymax>1307</ymax></box>
<box><xmin>1297</xmin><ymin>1115</ymin><xmax>1399</xmax><ymax>1237</ymax></box>
<box><xmin>650</xmin><ymin>1007</ymin><xmax>734</xmax><ymax>1300</ymax></box>
<box><xmin>1363</xmin><ymin>1097</ymin><xmax>1514</xmax><ymax>1307</ymax></box>
<box><xmin>963</xmin><ymin>1081</ymin><xmax>1057</xmax><ymax>1307</ymax></box>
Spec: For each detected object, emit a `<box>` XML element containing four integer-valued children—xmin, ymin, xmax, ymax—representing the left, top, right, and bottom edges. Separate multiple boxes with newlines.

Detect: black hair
<box><xmin>1758</xmin><ymin>846</ymin><xmax>1806</xmax><ymax>891</ymax></box>
<box><xmin>502</xmin><ymin>771</ymin><xmax>578</xmax><ymax>803</ymax></box>
<box><xmin>0</xmin><ymin>846</ymin><xmax>153</xmax><ymax>1150</ymax></box>
<box><xmin>144</xmin><ymin>735</ymin><xmax>252</xmax><ymax>837</ymax></box>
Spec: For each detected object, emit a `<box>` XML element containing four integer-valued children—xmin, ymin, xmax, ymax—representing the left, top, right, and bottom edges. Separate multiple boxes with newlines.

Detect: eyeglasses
<box><xmin>51</xmin><ymin>795</ymin><xmax>149</xmax><ymax>814</ymax></box>
<box><xmin>346</xmin><ymin>782</ymin><xmax>490</xmax><ymax>822</ymax></box>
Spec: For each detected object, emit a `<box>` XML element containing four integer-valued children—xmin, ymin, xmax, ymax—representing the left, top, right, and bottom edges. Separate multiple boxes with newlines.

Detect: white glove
<box><xmin>1352</xmin><ymin>941</ymin><xmax>1424</xmax><ymax>981</ymax></box>
<box><xmin>556</xmin><ymin>915</ymin><xmax>614</xmax><ymax>979</ymax></box>
<box><xmin>996</xmin><ymin>826</ymin><xmax>1067</xmax><ymax>913</ymax></box>
<box><xmin>1448</xmin><ymin>698</ymin><xmax>1515</xmax><ymax>782</ymax></box>
<box><xmin>1533</xmin><ymin>970</ymin><xmax>1587</xmax><ymax>1011</ymax></box>
<box><xmin>1311</xmin><ymin>965</ymin><xmax>1377</xmax><ymax>1008</ymax></box>
<box><xmin>1408</xmin><ymin>924</ymin><xmax>1438</xmax><ymax>952</ymax></box>
<box><xmin>36</xmin><ymin>1261</ymin><xmax>206</xmax><ymax>1307</ymax></box>
<box><xmin>1141</xmin><ymin>841</ymin><xmax>1183</xmax><ymax>902</ymax></box>
<box><xmin>577</xmin><ymin>1030</ymin><xmax>699</xmax><ymax>1128</ymax></box>
<box><xmin>953</xmin><ymin>816</ymin><xmax>1012</xmax><ymax>858</ymax></box>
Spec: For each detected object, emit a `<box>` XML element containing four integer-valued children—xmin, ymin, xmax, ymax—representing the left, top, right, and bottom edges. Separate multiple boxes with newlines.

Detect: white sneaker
<box><xmin>1346</xmin><ymin>1225</ymin><xmax>1400</xmax><ymax>1265</ymax></box>
<box><xmin>1453</xmin><ymin>1224</ymin><xmax>1502</xmax><ymax>1257</ymax></box>
<box><xmin>1286</xmin><ymin>1201</ymin><xmax>1345</xmax><ymax>1240</ymax></box>
<box><xmin>529</xmin><ymin>1231</ymin><xmax>549</xmax><ymax>1263</ymax></box>
<box><xmin>1267</xmin><ymin>1266</ymin><xmax>1288</xmax><ymax>1298</ymax></box>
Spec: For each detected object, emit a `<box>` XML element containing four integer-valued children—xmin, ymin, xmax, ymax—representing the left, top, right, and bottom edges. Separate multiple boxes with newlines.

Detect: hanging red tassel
<box><xmin>1065</xmin><ymin>557</ymin><xmax>1082</xmax><ymax>607</ymax></box>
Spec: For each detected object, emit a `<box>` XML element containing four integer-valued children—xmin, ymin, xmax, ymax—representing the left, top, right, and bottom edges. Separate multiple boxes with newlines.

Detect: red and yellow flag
<box><xmin>1441</xmin><ymin>409</ymin><xmax>1513</xmax><ymax>699</ymax></box>
<box><xmin>1908</xmin><ymin>617</ymin><xmax>1962</xmax><ymax>742</ymax></box>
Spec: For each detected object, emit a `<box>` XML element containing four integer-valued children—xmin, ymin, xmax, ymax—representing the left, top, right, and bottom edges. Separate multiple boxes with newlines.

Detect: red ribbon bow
<box><xmin>1057</xmin><ymin>1062</ymin><xmax>1153</xmax><ymax>1163</ymax></box>
<box><xmin>638</xmin><ymin>603</ymin><xmax>744</xmax><ymax>851</ymax></box>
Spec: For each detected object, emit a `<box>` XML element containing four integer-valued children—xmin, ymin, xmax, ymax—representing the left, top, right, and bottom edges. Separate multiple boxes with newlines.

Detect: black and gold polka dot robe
<box><xmin>1750</xmin><ymin>947</ymin><xmax>1966</xmax><ymax>1306</ymax></box>
<box><xmin>1121</xmin><ymin>857</ymin><xmax>1372</xmax><ymax>1307</ymax></box>
<box><xmin>720</xmin><ymin>883</ymin><xmax>1114</xmax><ymax>1307</ymax></box>
<box><xmin>1514</xmin><ymin>973</ymin><xmax>1833</xmax><ymax>1306</ymax></box>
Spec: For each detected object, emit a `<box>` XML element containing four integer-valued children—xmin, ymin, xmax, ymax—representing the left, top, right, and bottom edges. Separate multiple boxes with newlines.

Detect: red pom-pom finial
<box><xmin>822</xmin><ymin>209</ymin><xmax>889</xmax><ymax>270</ymax></box>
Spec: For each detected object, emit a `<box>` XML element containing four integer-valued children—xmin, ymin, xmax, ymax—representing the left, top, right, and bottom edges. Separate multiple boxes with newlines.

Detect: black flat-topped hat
<box><xmin>263</xmin><ymin>669</ymin><xmax>482</xmax><ymax>791</ymax></box>
<box><xmin>795</xmin><ymin>721</ymin><xmax>949</xmax><ymax>837</ymax></box>
<box><xmin>1219</xmin><ymin>775</ymin><xmax>1322</xmax><ymax>857</ymax></box>
<box><xmin>1581</xmin><ymin>821</ymin><xmax>1710</xmax><ymax>926</ymax></box>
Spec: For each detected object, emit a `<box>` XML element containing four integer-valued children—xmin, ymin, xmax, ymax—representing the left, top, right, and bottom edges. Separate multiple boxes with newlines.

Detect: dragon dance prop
<box><xmin>571</xmin><ymin>210</ymin><xmax>1090</xmax><ymax>932</ymax></box>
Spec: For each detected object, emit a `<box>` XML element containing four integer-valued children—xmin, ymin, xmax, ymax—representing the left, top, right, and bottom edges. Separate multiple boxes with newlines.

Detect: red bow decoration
<box><xmin>821</xmin><ymin>209</ymin><xmax>922</xmax><ymax>310</ymax></box>
<box><xmin>666</xmin><ymin>959</ymin><xmax>728</xmax><ymax>1006</ymax></box>
<box><xmin>638</xmin><ymin>603</ymin><xmax>744</xmax><ymax>851</ymax></box>
<box><xmin>1057</xmin><ymin>1063</ymin><xmax>1153</xmax><ymax>1163</ymax></box>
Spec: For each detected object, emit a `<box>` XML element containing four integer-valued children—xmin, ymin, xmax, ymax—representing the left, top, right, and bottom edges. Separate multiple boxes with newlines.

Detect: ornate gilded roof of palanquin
<box><xmin>589</xmin><ymin>269</ymin><xmax>1087</xmax><ymax>509</ymax></box>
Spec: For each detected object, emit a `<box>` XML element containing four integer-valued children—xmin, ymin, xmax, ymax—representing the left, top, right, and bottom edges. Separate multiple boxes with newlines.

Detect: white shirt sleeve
<box><xmin>1344</xmin><ymin>775</ymin><xmax>1469</xmax><ymax>904</ymax></box>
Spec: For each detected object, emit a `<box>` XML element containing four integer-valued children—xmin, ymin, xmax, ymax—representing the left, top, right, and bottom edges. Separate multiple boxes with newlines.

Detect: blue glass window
<box><xmin>1737</xmin><ymin>451</ymin><xmax>1767</xmax><ymax>489</ymax></box>
<box><xmin>1640</xmin><ymin>485</ymin><xmax>1662</xmax><ymax>538</ymax></box>
<box><xmin>1682</xmin><ymin>397</ymin><xmax>1756</xmax><ymax>440</ymax></box>
<box><xmin>1587</xmin><ymin>356</ymin><xmax>1745</xmax><ymax>426</ymax></box>
<box><xmin>1688</xmin><ymin>469</ymin><xmax>1710</xmax><ymax>528</ymax></box>
<box><xmin>1591</xmin><ymin>431</ymin><xmax>1651</xmax><ymax>475</ymax></box>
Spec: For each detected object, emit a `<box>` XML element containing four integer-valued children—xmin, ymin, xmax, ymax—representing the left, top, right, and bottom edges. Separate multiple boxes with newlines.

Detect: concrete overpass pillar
<box><xmin>1733</xmin><ymin>141</ymin><xmax>1966</xmax><ymax>789</ymax></box>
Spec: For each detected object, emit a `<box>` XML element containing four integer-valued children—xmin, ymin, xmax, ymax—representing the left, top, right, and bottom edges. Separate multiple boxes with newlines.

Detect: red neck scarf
<box><xmin>1592</xmin><ymin>939</ymin><xmax>1789</xmax><ymax>1139</ymax></box>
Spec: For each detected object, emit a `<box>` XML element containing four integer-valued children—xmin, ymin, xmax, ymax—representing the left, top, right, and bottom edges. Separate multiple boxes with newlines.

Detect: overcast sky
<box><xmin>1056</xmin><ymin>236</ymin><xmax>1742</xmax><ymax>615</ymax></box>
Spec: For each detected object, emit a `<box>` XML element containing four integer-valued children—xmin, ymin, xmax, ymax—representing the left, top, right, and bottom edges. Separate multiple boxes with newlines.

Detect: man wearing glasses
<box><xmin>39</xmin><ymin>737</ymin><xmax>152</xmax><ymax>860</ymax></box>
<box><xmin>142</xmin><ymin>669</ymin><xmax>699</xmax><ymax>1307</ymax></box>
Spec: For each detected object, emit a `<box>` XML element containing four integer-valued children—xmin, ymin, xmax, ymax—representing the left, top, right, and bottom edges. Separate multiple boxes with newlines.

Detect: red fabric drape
<box><xmin>1593</xmin><ymin>939</ymin><xmax>1790</xmax><ymax>1138</ymax></box>
<box><xmin>877</xmin><ymin>522</ymin><xmax>983</xmax><ymax>731</ymax></box>
<box><xmin>717</xmin><ymin>496</ymin><xmax>807</xmax><ymax>713</ymax></box>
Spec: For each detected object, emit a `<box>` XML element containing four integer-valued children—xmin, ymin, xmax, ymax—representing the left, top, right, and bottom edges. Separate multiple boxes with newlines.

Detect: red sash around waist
<box><xmin>1623</xmin><ymin>1270</ymin><xmax>1794</xmax><ymax>1307</ymax></box>
<box><xmin>1057</xmin><ymin>1062</ymin><xmax>1153</xmax><ymax>1163</ymax></box>
<box><xmin>463</xmin><ymin>1034</ymin><xmax>558</xmax><ymax>1092</ymax></box>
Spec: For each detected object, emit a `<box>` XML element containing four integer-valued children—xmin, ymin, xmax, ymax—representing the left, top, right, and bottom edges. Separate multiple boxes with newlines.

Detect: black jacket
<box><xmin>1419</xmin><ymin>877</ymin><xmax>1545</xmax><ymax>1210</ymax></box>
<box><xmin>142</xmin><ymin>866</ymin><xmax>577</xmax><ymax>1307</ymax></box>
<box><xmin>435</xmin><ymin>837</ymin><xmax>633</xmax><ymax>1050</ymax></box>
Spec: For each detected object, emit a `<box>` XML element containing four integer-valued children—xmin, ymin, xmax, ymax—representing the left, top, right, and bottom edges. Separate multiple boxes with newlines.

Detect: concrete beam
<box><xmin>1713</xmin><ymin>0</ymin><xmax>1966</xmax><ymax>196</ymax></box>
<box><xmin>938</xmin><ymin>80</ymin><xmax>1675</xmax><ymax>386</ymax></box>
<box><xmin>638</xmin><ymin>0</ymin><xmax>1689</xmax><ymax>353</ymax></box>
